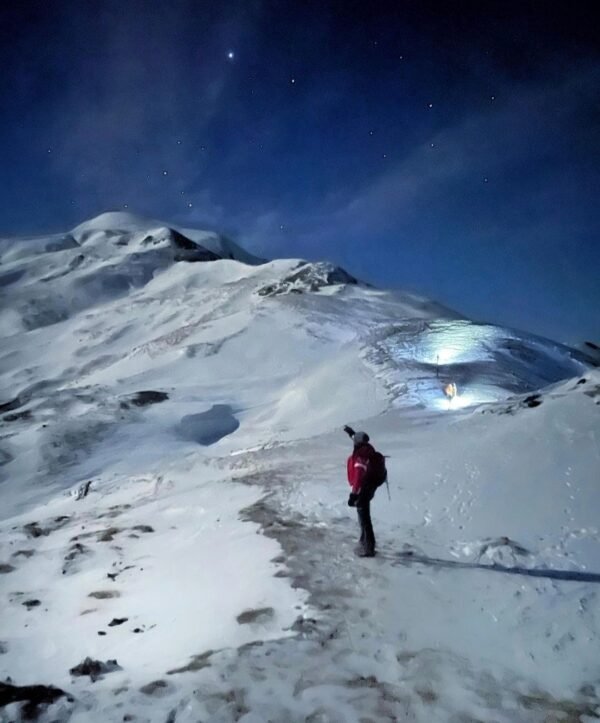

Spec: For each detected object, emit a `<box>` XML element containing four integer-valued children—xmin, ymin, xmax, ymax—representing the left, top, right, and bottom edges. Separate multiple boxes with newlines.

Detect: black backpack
<box><xmin>368</xmin><ymin>451</ymin><xmax>388</xmax><ymax>487</ymax></box>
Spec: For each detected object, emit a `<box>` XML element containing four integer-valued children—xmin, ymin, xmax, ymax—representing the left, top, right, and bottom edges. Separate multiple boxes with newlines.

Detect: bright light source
<box><xmin>227</xmin><ymin>51</ymin><xmax>235</xmax><ymax>60</ymax></box>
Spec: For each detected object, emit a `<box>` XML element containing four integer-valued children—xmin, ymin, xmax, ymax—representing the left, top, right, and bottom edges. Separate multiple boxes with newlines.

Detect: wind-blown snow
<box><xmin>0</xmin><ymin>213</ymin><xmax>598</xmax><ymax>722</ymax></box>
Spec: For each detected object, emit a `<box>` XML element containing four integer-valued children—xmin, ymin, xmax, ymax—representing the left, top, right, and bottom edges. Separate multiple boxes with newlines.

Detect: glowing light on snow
<box><xmin>434</xmin><ymin>391</ymin><xmax>477</xmax><ymax>411</ymax></box>
<box><xmin>413</xmin><ymin>321</ymin><xmax>504</xmax><ymax>366</ymax></box>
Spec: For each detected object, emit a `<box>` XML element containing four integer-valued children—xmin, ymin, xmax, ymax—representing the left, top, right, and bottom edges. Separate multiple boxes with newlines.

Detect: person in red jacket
<box><xmin>344</xmin><ymin>425</ymin><xmax>378</xmax><ymax>557</ymax></box>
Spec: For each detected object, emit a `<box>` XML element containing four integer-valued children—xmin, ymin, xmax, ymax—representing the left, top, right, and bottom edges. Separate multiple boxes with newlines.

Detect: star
<box><xmin>369</xmin><ymin>130</ymin><xmax>374</xmax><ymax>136</ymax></box>
<box><xmin>227</xmin><ymin>51</ymin><xmax>235</xmax><ymax>60</ymax></box>
<box><xmin>188</xmin><ymin>202</ymin><xmax>193</xmax><ymax>208</ymax></box>
<box><xmin>290</xmin><ymin>77</ymin><xmax>296</xmax><ymax>84</ymax></box>
<box><xmin>483</xmin><ymin>177</ymin><xmax>489</xmax><ymax>183</ymax></box>
<box><xmin>162</xmin><ymin>170</ymin><xmax>168</xmax><ymax>176</ymax></box>
<box><xmin>428</xmin><ymin>103</ymin><xmax>433</xmax><ymax>108</ymax></box>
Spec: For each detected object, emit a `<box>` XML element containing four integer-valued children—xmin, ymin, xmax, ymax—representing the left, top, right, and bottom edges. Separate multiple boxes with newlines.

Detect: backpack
<box><xmin>368</xmin><ymin>451</ymin><xmax>388</xmax><ymax>488</ymax></box>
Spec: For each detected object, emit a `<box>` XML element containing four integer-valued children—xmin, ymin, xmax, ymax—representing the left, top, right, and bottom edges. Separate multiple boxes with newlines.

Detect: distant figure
<box><xmin>343</xmin><ymin>426</ymin><xmax>387</xmax><ymax>557</ymax></box>
<box><xmin>444</xmin><ymin>381</ymin><xmax>457</xmax><ymax>402</ymax></box>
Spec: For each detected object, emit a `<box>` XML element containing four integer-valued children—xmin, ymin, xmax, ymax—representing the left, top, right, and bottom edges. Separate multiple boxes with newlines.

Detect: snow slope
<box><xmin>0</xmin><ymin>213</ymin><xmax>598</xmax><ymax>722</ymax></box>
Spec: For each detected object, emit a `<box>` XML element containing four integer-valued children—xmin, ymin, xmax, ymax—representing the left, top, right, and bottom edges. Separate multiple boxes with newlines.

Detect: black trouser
<box><xmin>356</xmin><ymin>483</ymin><xmax>376</xmax><ymax>554</ymax></box>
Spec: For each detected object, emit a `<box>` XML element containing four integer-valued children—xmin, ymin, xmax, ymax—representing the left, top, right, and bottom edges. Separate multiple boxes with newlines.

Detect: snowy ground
<box><xmin>1</xmin><ymin>214</ymin><xmax>599</xmax><ymax>722</ymax></box>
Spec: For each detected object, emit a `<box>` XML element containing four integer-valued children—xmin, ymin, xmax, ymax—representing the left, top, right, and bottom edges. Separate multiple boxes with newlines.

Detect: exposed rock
<box><xmin>97</xmin><ymin>527</ymin><xmax>122</xmax><ymax>542</ymax></box>
<box><xmin>0</xmin><ymin>680</ymin><xmax>68</xmax><ymax>718</ymax></box>
<box><xmin>169</xmin><ymin>229</ymin><xmax>222</xmax><ymax>263</ymax></box>
<box><xmin>108</xmin><ymin>618</ymin><xmax>128</xmax><ymax>627</ymax></box>
<box><xmin>0</xmin><ymin>564</ymin><xmax>15</xmax><ymax>574</ymax></box>
<box><xmin>62</xmin><ymin>542</ymin><xmax>92</xmax><ymax>575</ymax></box>
<box><xmin>23</xmin><ymin>600</ymin><xmax>41</xmax><ymax>610</ymax></box>
<box><xmin>11</xmin><ymin>549</ymin><xmax>35</xmax><ymax>559</ymax></box>
<box><xmin>69</xmin><ymin>656</ymin><xmax>121</xmax><ymax>682</ymax></box>
<box><xmin>523</xmin><ymin>394</ymin><xmax>542</xmax><ymax>408</ymax></box>
<box><xmin>23</xmin><ymin>516</ymin><xmax>71</xmax><ymax>538</ymax></box>
<box><xmin>139</xmin><ymin>679</ymin><xmax>169</xmax><ymax>697</ymax></box>
<box><xmin>167</xmin><ymin>649</ymin><xmax>214</xmax><ymax>675</ymax></box>
<box><xmin>131</xmin><ymin>525</ymin><xmax>154</xmax><ymax>534</ymax></box>
<box><xmin>72</xmin><ymin>480</ymin><xmax>92</xmax><ymax>500</ymax></box>
<box><xmin>46</xmin><ymin>234</ymin><xmax>79</xmax><ymax>252</ymax></box>
<box><xmin>2</xmin><ymin>409</ymin><xmax>33</xmax><ymax>423</ymax></box>
<box><xmin>0</xmin><ymin>396</ymin><xmax>23</xmax><ymax>414</ymax></box>
<box><xmin>120</xmin><ymin>390</ymin><xmax>169</xmax><ymax>410</ymax></box>
<box><xmin>88</xmin><ymin>590</ymin><xmax>121</xmax><ymax>599</ymax></box>
<box><xmin>258</xmin><ymin>262</ymin><xmax>357</xmax><ymax>297</ymax></box>
<box><xmin>236</xmin><ymin>607</ymin><xmax>275</xmax><ymax>625</ymax></box>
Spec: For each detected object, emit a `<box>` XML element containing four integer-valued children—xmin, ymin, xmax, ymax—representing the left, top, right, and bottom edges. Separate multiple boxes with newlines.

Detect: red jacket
<box><xmin>347</xmin><ymin>443</ymin><xmax>377</xmax><ymax>494</ymax></box>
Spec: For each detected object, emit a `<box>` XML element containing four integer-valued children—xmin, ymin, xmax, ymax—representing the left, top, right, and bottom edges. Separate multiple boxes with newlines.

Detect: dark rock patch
<box><xmin>0</xmin><ymin>641</ymin><xmax>7</xmax><ymax>654</ymax></box>
<box><xmin>62</xmin><ymin>542</ymin><xmax>91</xmax><ymax>575</ymax></box>
<box><xmin>167</xmin><ymin>649</ymin><xmax>215</xmax><ymax>675</ymax></box>
<box><xmin>236</xmin><ymin>607</ymin><xmax>275</xmax><ymax>625</ymax></box>
<box><xmin>0</xmin><ymin>447</ymin><xmax>13</xmax><ymax>466</ymax></box>
<box><xmin>88</xmin><ymin>590</ymin><xmax>121</xmax><ymax>599</ymax></box>
<box><xmin>46</xmin><ymin>233</ymin><xmax>79</xmax><ymax>252</ymax></box>
<box><xmin>139</xmin><ymin>679</ymin><xmax>170</xmax><ymax>697</ymax></box>
<box><xmin>97</xmin><ymin>504</ymin><xmax>132</xmax><ymax>520</ymax></box>
<box><xmin>12</xmin><ymin>549</ymin><xmax>35</xmax><ymax>560</ymax></box>
<box><xmin>131</xmin><ymin>525</ymin><xmax>154</xmax><ymax>534</ymax></box>
<box><xmin>23</xmin><ymin>599</ymin><xmax>41</xmax><ymax>610</ymax></box>
<box><xmin>128</xmin><ymin>390</ymin><xmax>169</xmax><ymax>408</ymax></box>
<box><xmin>169</xmin><ymin>229</ymin><xmax>222</xmax><ymax>263</ymax></box>
<box><xmin>73</xmin><ymin>480</ymin><xmax>92</xmax><ymax>500</ymax></box>
<box><xmin>23</xmin><ymin>516</ymin><xmax>71</xmax><ymax>538</ymax></box>
<box><xmin>132</xmin><ymin>627</ymin><xmax>144</xmax><ymax>633</ymax></box>
<box><xmin>0</xmin><ymin>563</ymin><xmax>15</xmax><ymax>574</ymax></box>
<box><xmin>258</xmin><ymin>261</ymin><xmax>357</xmax><ymax>297</ymax></box>
<box><xmin>108</xmin><ymin>617</ymin><xmax>128</xmax><ymax>627</ymax></box>
<box><xmin>523</xmin><ymin>394</ymin><xmax>542</xmax><ymax>408</ymax></box>
<box><xmin>0</xmin><ymin>268</ymin><xmax>26</xmax><ymax>287</ymax></box>
<box><xmin>0</xmin><ymin>680</ymin><xmax>68</xmax><ymax>719</ymax></box>
<box><xmin>2</xmin><ymin>410</ymin><xmax>33</xmax><ymax>423</ymax></box>
<box><xmin>23</xmin><ymin>522</ymin><xmax>50</xmax><ymax>537</ymax></box>
<box><xmin>98</xmin><ymin>631</ymin><xmax>106</xmax><ymax>636</ymax></box>
<box><xmin>69</xmin><ymin>657</ymin><xmax>121</xmax><ymax>682</ymax></box>
<box><xmin>0</xmin><ymin>396</ymin><xmax>23</xmax><ymax>414</ymax></box>
<box><xmin>97</xmin><ymin>527</ymin><xmax>122</xmax><ymax>542</ymax></box>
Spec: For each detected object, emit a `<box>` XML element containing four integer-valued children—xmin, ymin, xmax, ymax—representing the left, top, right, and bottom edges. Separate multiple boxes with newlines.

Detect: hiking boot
<box><xmin>358</xmin><ymin>549</ymin><xmax>376</xmax><ymax>558</ymax></box>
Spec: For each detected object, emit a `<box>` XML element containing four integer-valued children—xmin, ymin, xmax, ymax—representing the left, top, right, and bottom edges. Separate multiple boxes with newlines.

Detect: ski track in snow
<box><xmin>1</xmin><ymin>213</ymin><xmax>599</xmax><ymax>722</ymax></box>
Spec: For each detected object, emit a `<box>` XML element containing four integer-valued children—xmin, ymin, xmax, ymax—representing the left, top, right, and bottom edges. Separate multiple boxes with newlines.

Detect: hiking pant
<box><xmin>357</xmin><ymin>483</ymin><xmax>376</xmax><ymax>554</ymax></box>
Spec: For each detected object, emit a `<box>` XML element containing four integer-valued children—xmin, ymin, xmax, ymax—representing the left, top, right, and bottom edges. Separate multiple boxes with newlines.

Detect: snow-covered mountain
<box><xmin>0</xmin><ymin>213</ymin><xmax>598</xmax><ymax>722</ymax></box>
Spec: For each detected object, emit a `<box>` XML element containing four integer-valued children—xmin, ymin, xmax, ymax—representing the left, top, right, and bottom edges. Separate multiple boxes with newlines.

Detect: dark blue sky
<box><xmin>1</xmin><ymin>0</ymin><xmax>598</xmax><ymax>344</ymax></box>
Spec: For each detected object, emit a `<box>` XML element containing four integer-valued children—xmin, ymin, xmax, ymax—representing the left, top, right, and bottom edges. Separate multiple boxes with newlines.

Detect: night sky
<box><xmin>1</xmin><ymin>1</ymin><xmax>599</xmax><ymax>344</ymax></box>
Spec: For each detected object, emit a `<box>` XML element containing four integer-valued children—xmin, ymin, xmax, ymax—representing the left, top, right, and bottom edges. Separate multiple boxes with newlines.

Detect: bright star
<box><xmin>227</xmin><ymin>51</ymin><xmax>235</xmax><ymax>60</ymax></box>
